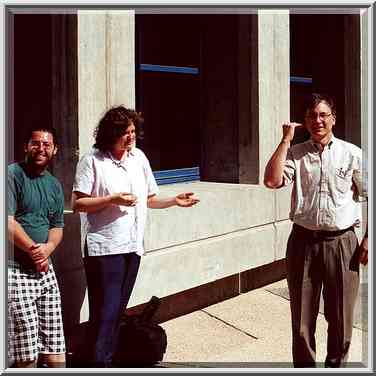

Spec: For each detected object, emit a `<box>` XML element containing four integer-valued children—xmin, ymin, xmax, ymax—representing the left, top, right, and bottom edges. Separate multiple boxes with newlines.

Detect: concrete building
<box><xmin>7</xmin><ymin>7</ymin><xmax>370</xmax><ymax>344</ymax></box>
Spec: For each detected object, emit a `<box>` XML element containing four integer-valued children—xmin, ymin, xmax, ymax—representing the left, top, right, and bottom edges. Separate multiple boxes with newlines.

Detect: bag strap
<box><xmin>140</xmin><ymin>296</ymin><xmax>161</xmax><ymax>322</ymax></box>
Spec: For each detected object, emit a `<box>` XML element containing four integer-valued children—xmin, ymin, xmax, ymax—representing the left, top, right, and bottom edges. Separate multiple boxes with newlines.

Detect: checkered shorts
<box><xmin>8</xmin><ymin>263</ymin><xmax>66</xmax><ymax>363</ymax></box>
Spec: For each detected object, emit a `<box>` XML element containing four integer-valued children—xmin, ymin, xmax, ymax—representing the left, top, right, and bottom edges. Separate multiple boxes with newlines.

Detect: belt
<box><xmin>293</xmin><ymin>224</ymin><xmax>354</xmax><ymax>238</ymax></box>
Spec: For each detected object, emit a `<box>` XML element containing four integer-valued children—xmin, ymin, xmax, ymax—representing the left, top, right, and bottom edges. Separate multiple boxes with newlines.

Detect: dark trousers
<box><xmin>286</xmin><ymin>224</ymin><xmax>360</xmax><ymax>368</ymax></box>
<box><xmin>84</xmin><ymin>249</ymin><xmax>141</xmax><ymax>367</ymax></box>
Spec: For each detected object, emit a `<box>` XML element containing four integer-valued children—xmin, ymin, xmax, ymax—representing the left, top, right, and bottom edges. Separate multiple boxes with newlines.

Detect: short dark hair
<box><xmin>304</xmin><ymin>93</ymin><xmax>336</xmax><ymax>117</ymax></box>
<box><xmin>24</xmin><ymin>126</ymin><xmax>59</xmax><ymax>146</ymax></box>
<box><xmin>93</xmin><ymin>106</ymin><xmax>144</xmax><ymax>153</ymax></box>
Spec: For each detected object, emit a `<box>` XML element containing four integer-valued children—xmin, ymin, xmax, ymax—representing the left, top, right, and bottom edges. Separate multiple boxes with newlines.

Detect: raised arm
<box><xmin>264</xmin><ymin>122</ymin><xmax>302</xmax><ymax>189</ymax></box>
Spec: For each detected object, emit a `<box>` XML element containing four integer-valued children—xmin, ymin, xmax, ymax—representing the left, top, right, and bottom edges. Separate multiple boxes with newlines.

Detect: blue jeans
<box><xmin>84</xmin><ymin>249</ymin><xmax>141</xmax><ymax>367</ymax></box>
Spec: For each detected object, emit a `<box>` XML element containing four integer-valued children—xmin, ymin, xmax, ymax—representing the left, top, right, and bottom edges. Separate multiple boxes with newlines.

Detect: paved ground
<box><xmin>159</xmin><ymin>278</ymin><xmax>368</xmax><ymax>369</ymax></box>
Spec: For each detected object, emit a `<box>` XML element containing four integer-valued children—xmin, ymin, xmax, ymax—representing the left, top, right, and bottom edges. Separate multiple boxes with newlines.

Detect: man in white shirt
<box><xmin>264</xmin><ymin>93</ymin><xmax>368</xmax><ymax>367</ymax></box>
<box><xmin>72</xmin><ymin>106</ymin><xmax>199</xmax><ymax>367</ymax></box>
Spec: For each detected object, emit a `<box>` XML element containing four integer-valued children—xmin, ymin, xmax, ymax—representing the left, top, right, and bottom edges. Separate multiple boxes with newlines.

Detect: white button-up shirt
<box><xmin>73</xmin><ymin>147</ymin><xmax>159</xmax><ymax>256</ymax></box>
<box><xmin>283</xmin><ymin>135</ymin><xmax>367</xmax><ymax>231</ymax></box>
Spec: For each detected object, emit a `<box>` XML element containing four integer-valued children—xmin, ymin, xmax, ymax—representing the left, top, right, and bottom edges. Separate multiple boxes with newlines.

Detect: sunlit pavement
<box><xmin>159</xmin><ymin>278</ymin><xmax>368</xmax><ymax>369</ymax></box>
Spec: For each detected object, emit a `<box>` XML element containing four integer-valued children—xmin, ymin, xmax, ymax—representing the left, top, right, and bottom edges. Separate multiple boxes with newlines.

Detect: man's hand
<box><xmin>359</xmin><ymin>237</ymin><xmax>368</xmax><ymax>265</ymax></box>
<box><xmin>281</xmin><ymin>122</ymin><xmax>303</xmax><ymax>143</ymax></box>
<box><xmin>35</xmin><ymin>258</ymin><xmax>49</xmax><ymax>273</ymax></box>
<box><xmin>111</xmin><ymin>193</ymin><xmax>138</xmax><ymax>207</ymax></box>
<box><xmin>264</xmin><ymin>121</ymin><xmax>302</xmax><ymax>189</ymax></box>
<box><xmin>29</xmin><ymin>243</ymin><xmax>53</xmax><ymax>263</ymax></box>
<box><xmin>30</xmin><ymin>243</ymin><xmax>53</xmax><ymax>272</ymax></box>
<box><xmin>175</xmin><ymin>192</ymin><xmax>200</xmax><ymax>207</ymax></box>
<box><xmin>29</xmin><ymin>244</ymin><xmax>51</xmax><ymax>272</ymax></box>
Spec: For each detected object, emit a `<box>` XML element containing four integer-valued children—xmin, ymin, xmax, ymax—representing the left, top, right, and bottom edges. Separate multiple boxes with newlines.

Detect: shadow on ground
<box><xmin>266</xmin><ymin>283</ymin><xmax>368</xmax><ymax>331</ymax></box>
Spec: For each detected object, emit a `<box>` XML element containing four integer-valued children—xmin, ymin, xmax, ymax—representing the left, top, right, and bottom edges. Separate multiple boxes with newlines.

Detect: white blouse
<box><xmin>73</xmin><ymin>147</ymin><xmax>159</xmax><ymax>256</ymax></box>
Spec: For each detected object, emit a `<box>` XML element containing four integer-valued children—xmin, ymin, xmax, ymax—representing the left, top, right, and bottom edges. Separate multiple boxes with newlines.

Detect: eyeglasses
<box><xmin>305</xmin><ymin>112</ymin><xmax>333</xmax><ymax>121</ymax></box>
<box><xmin>28</xmin><ymin>141</ymin><xmax>54</xmax><ymax>150</ymax></box>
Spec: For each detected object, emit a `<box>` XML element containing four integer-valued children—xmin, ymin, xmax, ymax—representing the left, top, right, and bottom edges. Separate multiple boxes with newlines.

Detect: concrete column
<box><xmin>258</xmin><ymin>10</ymin><xmax>290</xmax><ymax>176</ymax></box>
<box><xmin>200</xmin><ymin>15</ymin><xmax>240</xmax><ymax>183</ymax></box>
<box><xmin>238</xmin><ymin>15</ymin><xmax>259</xmax><ymax>184</ymax></box>
<box><xmin>77</xmin><ymin>10</ymin><xmax>135</xmax><ymax>156</ymax></box>
<box><xmin>258</xmin><ymin>10</ymin><xmax>291</xmax><ymax>222</ymax></box>
<box><xmin>51</xmin><ymin>15</ymin><xmax>78</xmax><ymax>207</ymax></box>
<box><xmin>200</xmin><ymin>15</ymin><xmax>259</xmax><ymax>185</ymax></box>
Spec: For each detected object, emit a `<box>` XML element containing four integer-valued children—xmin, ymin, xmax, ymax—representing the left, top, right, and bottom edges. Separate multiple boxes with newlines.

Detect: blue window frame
<box><xmin>290</xmin><ymin>76</ymin><xmax>313</xmax><ymax>85</ymax></box>
<box><xmin>140</xmin><ymin>64</ymin><xmax>199</xmax><ymax>75</ymax></box>
<box><xmin>153</xmin><ymin>167</ymin><xmax>200</xmax><ymax>185</ymax></box>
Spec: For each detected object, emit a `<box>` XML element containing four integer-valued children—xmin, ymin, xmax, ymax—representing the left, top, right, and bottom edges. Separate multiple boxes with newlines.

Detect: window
<box><xmin>290</xmin><ymin>14</ymin><xmax>314</xmax><ymax>145</ymax></box>
<box><xmin>136</xmin><ymin>15</ymin><xmax>201</xmax><ymax>181</ymax></box>
<box><xmin>290</xmin><ymin>13</ymin><xmax>358</xmax><ymax>143</ymax></box>
<box><xmin>136</xmin><ymin>14</ymin><xmax>259</xmax><ymax>185</ymax></box>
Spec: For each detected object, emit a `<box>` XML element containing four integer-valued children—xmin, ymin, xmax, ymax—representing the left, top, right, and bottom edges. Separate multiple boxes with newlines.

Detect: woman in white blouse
<box><xmin>72</xmin><ymin>106</ymin><xmax>199</xmax><ymax>367</ymax></box>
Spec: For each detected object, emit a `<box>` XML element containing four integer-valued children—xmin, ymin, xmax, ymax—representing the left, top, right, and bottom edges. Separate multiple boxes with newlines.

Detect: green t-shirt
<box><xmin>8</xmin><ymin>162</ymin><xmax>64</xmax><ymax>270</ymax></box>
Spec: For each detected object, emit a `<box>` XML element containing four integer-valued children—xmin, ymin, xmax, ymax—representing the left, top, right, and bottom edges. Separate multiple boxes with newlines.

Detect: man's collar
<box><xmin>22</xmin><ymin>160</ymin><xmax>47</xmax><ymax>177</ymax></box>
<box><xmin>309</xmin><ymin>134</ymin><xmax>336</xmax><ymax>151</ymax></box>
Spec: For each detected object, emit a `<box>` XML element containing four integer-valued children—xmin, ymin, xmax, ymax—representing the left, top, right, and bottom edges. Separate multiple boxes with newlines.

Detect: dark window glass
<box><xmin>136</xmin><ymin>15</ymin><xmax>201</xmax><ymax>171</ymax></box>
<box><xmin>290</xmin><ymin>14</ymin><xmax>314</xmax><ymax>144</ymax></box>
<box><xmin>13</xmin><ymin>15</ymin><xmax>53</xmax><ymax>164</ymax></box>
<box><xmin>290</xmin><ymin>14</ymin><xmax>351</xmax><ymax>143</ymax></box>
<box><xmin>11</xmin><ymin>14</ymin><xmax>78</xmax><ymax>208</ymax></box>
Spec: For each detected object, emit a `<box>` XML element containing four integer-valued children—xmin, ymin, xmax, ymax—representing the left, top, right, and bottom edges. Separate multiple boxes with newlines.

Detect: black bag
<box><xmin>67</xmin><ymin>296</ymin><xmax>167</xmax><ymax>368</ymax></box>
<box><xmin>113</xmin><ymin>296</ymin><xmax>167</xmax><ymax>367</ymax></box>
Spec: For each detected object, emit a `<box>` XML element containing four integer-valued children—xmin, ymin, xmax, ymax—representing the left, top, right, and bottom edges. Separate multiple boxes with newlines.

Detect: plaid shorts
<box><xmin>8</xmin><ymin>263</ymin><xmax>66</xmax><ymax>363</ymax></box>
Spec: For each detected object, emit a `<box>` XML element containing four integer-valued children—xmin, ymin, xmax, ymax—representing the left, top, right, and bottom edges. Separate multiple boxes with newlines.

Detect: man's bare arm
<box><xmin>8</xmin><ymin>215</ymin><xmax>37</xmax><ymax>252</ymax></box>
<box><xmin>264</xmin><ymin>122</ymin><xmax>302</xmax><ymax>189</ymax></box>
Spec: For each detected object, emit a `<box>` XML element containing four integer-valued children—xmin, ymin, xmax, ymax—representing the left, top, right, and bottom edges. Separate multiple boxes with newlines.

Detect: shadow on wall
<box><xmin>51</xmin><ymin>212</ymin><xmax>87</xmax><ymax>340</ymax></box>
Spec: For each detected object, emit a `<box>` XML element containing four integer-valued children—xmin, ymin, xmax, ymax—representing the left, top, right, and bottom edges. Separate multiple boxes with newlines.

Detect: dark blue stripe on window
<box><xmin>290</xmin><ymin>76</ymin><xmax>313</xmax><ymax>85</ymax></box>
<box><xmin>140</xmin><ymin>64</ymin><xmax>199</xmax><ymax>75</ymax></box>
<box><xmin>154</xmin><ymin>167</ymin><xmax>200</xmax><ymax>185</ymax></box>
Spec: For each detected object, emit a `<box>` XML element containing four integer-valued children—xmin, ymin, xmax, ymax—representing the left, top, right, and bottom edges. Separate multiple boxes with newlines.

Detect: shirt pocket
<box><xmin>335</xmin><ymin>167</ymin><xmax>353</xmax><ymax>194</ymax></box>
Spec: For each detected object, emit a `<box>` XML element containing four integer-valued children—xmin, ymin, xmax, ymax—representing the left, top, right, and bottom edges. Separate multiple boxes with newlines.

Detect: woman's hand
<box><xmin>111</xmin><ymin>193</ymin><xmax>138</xmax><ymax>207</ymax></box>
<box><xmin>175</xmin><ymin>192</ymin><xmax>200</xmax><ymax>207</ymax></box>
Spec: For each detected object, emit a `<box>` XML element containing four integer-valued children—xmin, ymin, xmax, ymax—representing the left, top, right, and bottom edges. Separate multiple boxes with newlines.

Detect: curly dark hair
<box><xmin>24</xmin><ymin>126</ymin><xmax>59</xmax><ymax>146</ymax></box>
<box><xmin>304</xmin><ymin>93</ymin><xmax>336</xmax><ymax>117</ymax></box>
<box><xmin>93</xmin><ymin>106</ymin><xmax>144</xmax><ymax>152</ymax></box>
